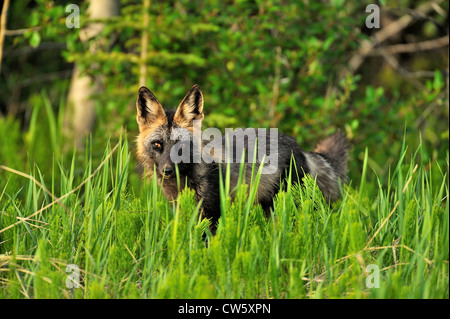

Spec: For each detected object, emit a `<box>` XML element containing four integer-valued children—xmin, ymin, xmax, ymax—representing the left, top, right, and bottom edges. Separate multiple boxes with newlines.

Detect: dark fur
<box><xmin>136</xmin><ymin>85</ymin><xmax>349</xmax><ymax>233</ymax></box>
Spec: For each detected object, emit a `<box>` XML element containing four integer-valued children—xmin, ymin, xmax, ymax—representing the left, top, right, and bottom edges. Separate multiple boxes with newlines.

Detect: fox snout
<box><xmin>160</xmin><ymin>165</ymin><xmax>174</xmax><ymax>178</ymax></box>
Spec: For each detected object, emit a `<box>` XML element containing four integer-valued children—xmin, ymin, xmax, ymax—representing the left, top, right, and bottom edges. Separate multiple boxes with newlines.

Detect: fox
<box><xmin>136</xmin><ymin>84</ymin><xmax>349</xmax><ymax>233</ymax></box>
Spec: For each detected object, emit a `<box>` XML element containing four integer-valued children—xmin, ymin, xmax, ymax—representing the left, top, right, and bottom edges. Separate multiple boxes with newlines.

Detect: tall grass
<box><xmin>0</xmin><ymin>133</ymin><xmax>448</xmax><ymax>298</ymax></box>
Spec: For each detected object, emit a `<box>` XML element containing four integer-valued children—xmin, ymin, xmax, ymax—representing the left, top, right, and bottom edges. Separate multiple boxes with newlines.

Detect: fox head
<box><xmin>136</xmin><ymin>84</ymin><xmax>204</xmax><ymax>180</ymax></box>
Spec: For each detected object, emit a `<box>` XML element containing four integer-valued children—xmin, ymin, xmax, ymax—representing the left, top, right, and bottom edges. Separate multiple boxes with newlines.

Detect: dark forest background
<box><xmin>0</xmin><ymin>0</ymin><xmax>448</xmax><ymax>194</ymax></box>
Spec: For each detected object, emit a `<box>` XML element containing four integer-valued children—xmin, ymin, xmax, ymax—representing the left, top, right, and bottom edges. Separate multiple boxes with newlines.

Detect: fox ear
<box><xmin>174</xmin><ymin>84</ymin><xmax>204</xmax><ymax>128</ymax></box>
<box><xmin>136</xmin><ymin>86</ymin><xmax>166</xmax><ymax>131</ymax></box>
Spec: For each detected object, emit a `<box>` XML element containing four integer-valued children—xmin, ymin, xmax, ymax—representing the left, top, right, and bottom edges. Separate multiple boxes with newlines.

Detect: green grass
<box><xmin>0</xmin><ymin>135</ymin><xmax>448</xmax><ymax>299</ymax></box>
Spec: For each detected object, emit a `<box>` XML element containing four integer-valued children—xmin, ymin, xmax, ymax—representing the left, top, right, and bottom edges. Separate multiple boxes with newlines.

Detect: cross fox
<box><xmin>136</xmin><ymin>84</ymin><xmax>349</xmax><ymax>233</ymax></box>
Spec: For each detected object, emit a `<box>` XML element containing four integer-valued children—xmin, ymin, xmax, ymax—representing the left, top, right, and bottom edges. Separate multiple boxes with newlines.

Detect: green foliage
<box><xmin>0</xmin><ymin>117</ymin><xmax>26</xmax><ymax>198</ymax></box>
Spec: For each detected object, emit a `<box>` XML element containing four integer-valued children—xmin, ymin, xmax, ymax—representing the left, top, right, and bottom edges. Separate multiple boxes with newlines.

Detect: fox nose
<box><xmin>162</xmin><ymin>166</ymin><xmax>174</xmax><ymax>177</ymax></box>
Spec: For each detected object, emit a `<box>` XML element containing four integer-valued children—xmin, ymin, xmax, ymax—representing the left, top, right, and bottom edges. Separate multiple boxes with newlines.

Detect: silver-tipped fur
<box><xmin>304</xmin><ymin>131</ymin><xmax>350</xmax><ymax>202</ymax></box>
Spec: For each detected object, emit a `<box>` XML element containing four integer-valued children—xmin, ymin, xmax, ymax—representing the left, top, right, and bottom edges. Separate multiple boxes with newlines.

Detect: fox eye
<box><xmin>152</xmin><ymin>141</ymin><xmax>163</xmax><ymax>151</ymax></box>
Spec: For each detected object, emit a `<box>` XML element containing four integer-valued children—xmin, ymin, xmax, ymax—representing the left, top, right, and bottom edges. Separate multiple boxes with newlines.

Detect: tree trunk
<box><xmin>65</xmin><ymin>0</ymin><xmax>120</xmax><ymax>149</ymax></box>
